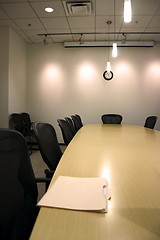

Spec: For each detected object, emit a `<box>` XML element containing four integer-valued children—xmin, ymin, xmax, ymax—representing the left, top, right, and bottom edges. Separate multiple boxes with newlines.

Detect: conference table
<box><xmin>30</xmin><ymin>124</ymin><xmax>160</xmax><ymax>240</ymax></box>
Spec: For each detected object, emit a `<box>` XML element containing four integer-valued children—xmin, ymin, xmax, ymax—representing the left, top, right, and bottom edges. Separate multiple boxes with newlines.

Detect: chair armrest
<box><xmin>44</xmin><ymin>169</ymin><xmax>55</xmax><ymax>178</ymax></box>
<box><xmin>36</xmin><ymin>177</ymin><xmax>51</xmax><ymax>191</ymax></box>
<box><xmin>36</xmin><ymin>177</ymin><xmax>51</xmax><ymax>183</ymax></box>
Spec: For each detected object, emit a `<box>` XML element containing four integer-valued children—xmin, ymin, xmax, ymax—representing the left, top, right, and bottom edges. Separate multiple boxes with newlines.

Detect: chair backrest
<box><xmin>71</xmin><ymin>115</ymin><xmax>83</xmax><ymax>131</ymax></box>
<box><xmin>10</xmin><ymin>113</ymin><xmax>26</xmax><ymax>135</ymax></box>
<box><xmin>32</xmin><ymin>122</ymin><xmax>62</xmax><ymax>171</ymax></box>
<box><xmin>21</xmin><ymin>112</ymin><xmax>32</xmax><ymax>134</ymax></box>
<box><xmin>144</xmin><ymin>116</ymin><xmax>157</xmax><ymax>129</ymax></box>
<box><xmin>65</xmin><ymin>117</ymin><xmax>76</xmax><ymax>135</ymax></box>
<box><xmin>0</xmin><ymin>128</ymin><xmax>38</xmax><ymax>240</ymax></box>
<box><xmin>101</xmin><ymin>114</ymin><xmax>123</xmax><ymax>124</ymax></box>
<box><xmin>57</xmin><ymin>119</ymin><xmax>73</xmax><ymax>145</ymax></box>
<box><xmin>75</xmin><ymin>114</ymin><xmax>83</xmax><ymax>127</ymax></box>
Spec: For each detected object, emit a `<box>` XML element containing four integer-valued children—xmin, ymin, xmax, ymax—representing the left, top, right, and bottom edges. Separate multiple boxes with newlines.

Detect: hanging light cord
<box><xmin>107</xmin><ymin>21</ymin><xmax>111</xmax><ymax>62</ymax></box>
<box><xmin>114</xmin><ymin>0</ymin><xmax>116</xmax><ymax>42</ymax></box>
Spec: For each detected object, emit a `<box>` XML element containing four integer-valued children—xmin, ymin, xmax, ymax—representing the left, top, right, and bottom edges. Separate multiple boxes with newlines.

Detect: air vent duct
<box><xmin>63</xmin><ymin>1</ymin><xmax>92</xmax><ymax>16</ymax></box>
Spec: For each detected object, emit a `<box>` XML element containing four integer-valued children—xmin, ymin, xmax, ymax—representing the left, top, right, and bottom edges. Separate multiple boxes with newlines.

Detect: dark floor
<box><xmin>30</xmin><ymin>145</ymin><xmax>66</xmax><ymax>201</ymax></box>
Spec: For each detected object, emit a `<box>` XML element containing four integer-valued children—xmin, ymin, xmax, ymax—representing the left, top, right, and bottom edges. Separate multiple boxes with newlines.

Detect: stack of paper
<box><xmin>38</xmin><ymin>176</ymin><xmax>110</xmax><ymax>213</ymax></box>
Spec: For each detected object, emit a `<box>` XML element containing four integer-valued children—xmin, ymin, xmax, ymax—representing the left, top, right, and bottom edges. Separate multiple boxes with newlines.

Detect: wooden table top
<box><xmin>30</xmin><ymin>124</ymin><xmax>160</xmax><ymax>240</ymax></box>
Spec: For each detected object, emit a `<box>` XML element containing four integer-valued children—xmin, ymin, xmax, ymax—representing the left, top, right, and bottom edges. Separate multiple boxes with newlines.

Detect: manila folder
<box><xmin>38</xmin><ymin>176</ymin><xmax>108</xmax><ymax>212</ymax></box>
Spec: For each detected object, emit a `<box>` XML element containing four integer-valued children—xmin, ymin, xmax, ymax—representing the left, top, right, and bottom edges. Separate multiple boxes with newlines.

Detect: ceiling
<box><xmin>0</xmin><ymin>0</ymin><xmax>160</xmax><ymax>46</ymax></box>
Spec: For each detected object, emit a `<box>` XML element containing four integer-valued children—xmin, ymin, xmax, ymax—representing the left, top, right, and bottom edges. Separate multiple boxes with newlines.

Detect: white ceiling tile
<box><xmin>122</xmin><ymin>16</ymin><xmax>153</xmax><ymax>28</ymax></box>
<box><xmin>121</xmin><ymin>27</ymin><xmax>146</xmax><ymax>33</ymax></box>
<box><xmin>0</xmin><ymin>19</ymin><xmax>19</xmax><ymax>30</ymax></box>
<box><xmin>132</xmin><ymin>0</ymin><xmax>160</xmax><ymax>15</ymax></box>
<box><xmin>96</xmin><ymin>27</ymin><xmax>121</xmax><ymax>34</ymax></box>
<box><xmin>96</xmin><ymin>0</ymin><xmax>124</xmax><ymax>16</ymax></box>
<box><xmin>114</xmin><ymin>0</ymin><xmax>124</xmax><ymax>15</ymax></box>
<box><xmin>156</xmin><ymin>7</ymin><xmax>160</xmax><ymax>15</ymax></box>
<box><xmin>0</xmin><ymin>0</ymin><xmax>159</xmax><ymax>43</ymax></box>
<box><xmin>71</xmin><ymin>28</ymin><xmax>95</xmax><ymax>33</ymax></box>
<box><xmin>23</xmin><ymin>29</ymin><xmax>48</xmax><ymax>43</ymax></box>
<box><xmin>96</xmin><ymin>0</ymin><xmax>112</xmax><ymax>16</ymax></box>
<box><xmin>0</xmin><ymin>8</ymin><xmax>9</xmax><ymax>19</ymax></box>
<box><xmin>46</xmin><ymin>28</ymin><xmax>71</xmax><ymax>34</ymax></box>
<box><xmin>140</xmin><ymin>34</ymin><xmax>160</xmax><ymax>41</ymax></box>
<box><xmin>68</xmin><ymin>16</ymin><xmax>95</xmax><ymax>28</ymax></box>
<box><xmin>0</xmin><ymin>0</ymin><xmax>27</xmax><ymax>2</ymax></box>
<box><xmin>40</xmin><ymin>17</ymin><xmax>69</xmax><ymax>29</ymax></box>
<box><xmin>16</xmin><ymin>30</ymin><xmax>33</xmax><ymax>43</ymax></box>
<box><xmin>14</xmin><ymin>18</ymin><xmax>44</xmax><ymax>30</ymax></box>
<box><xmin>96</xmin><ymin>16</ymin><xmax>123</xmax><ymax>30</ymax></box>
<box><xmin>148</xmin><ymin>16</ymin><xmax>160</xmax><ymax>28</ymax></box>
<box><xmin>146</xmin><ymin>27</ymin><xmax>160</xmax><ymax>32</ymax></box>
<box><xmin>30</xmin><ymin>1</ymin><xmax>66</xmax><ymax>17</ymax></box>
<box><xmin>0</xmin><ymin>3</ymin><xmax>37</xmax><ymax>18</ymax></box>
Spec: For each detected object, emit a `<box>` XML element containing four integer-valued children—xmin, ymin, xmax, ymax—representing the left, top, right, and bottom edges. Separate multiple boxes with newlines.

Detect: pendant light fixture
<box><xmin>112</xmin><ymin>43</ymin><xmax>117</xmax><ymax>57</ymax></box>
<box><xmin>112</xmin><ymin>0</ymin><xmax>118</xmax><ymax>58</ymax></box>
<box><xmin>107</xmin><ymin>21</ymin><xmax>111</xmax><ymax>72</ymax></box>
<box><xmin>124</xmin><ymin>0</ymin><xmax>132</xmax><ymax>23</ymax></box>
<box><xmin>107</xmin><ymin>61</ymin><xmax>111</xmax><ymax>72</ymax></box>
<box><xmin>103</xmin><ymin>21</ymin><xmax>113</xmax><ymax>81</ymax></box>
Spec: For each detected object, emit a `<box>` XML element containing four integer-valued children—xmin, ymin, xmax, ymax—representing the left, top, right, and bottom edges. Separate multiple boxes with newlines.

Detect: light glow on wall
<box><xmin>143</xmin><ymin>61</ymin><xmax>160</xmax><ymax>94</ymax></box>
<box><xmin>146</xmin><ymin>62</ymin><xmax>160</xmax><ymax>79</ymax></box>
<box><xmin>79</xmin><ymin>64</ymin><xmax>95</xmax><ymax>81</ymax></box>
<box><xmin>39</xmin><ymin>63</ymin><xmax>65</xmax><ymax>101</ymax></box>
<box><xmin>116</xmin><ymin>62</ymin><xmax>131</xmax><ymax>74</ymax></box>
<box><xmin>43</xmin><ymin>64</ymin><xmax>61</xmax><ymax>81</ymax></box>
<box><xmin>75</xmin><ymin>62</ymin><xmax>99</xmax><ymax>96</ymax></box>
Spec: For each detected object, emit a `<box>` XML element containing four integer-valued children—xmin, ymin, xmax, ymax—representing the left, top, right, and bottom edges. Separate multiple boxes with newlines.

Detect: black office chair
<box><xmin>0</xmin><ymin>128</ymin><xmax>49</xmax><ymax>240</ymax></box>
<box><xmin>32</xmin><ymin>122</ymin><xmax>62</xmax><ymax>178</ymax></box>
<box><xmin>144</xmin><ymin>116</ymin><xmax>157</xmax><ymax>129</ymax></box>
<box><xmin>71</xmin><ymin>114</ymin><xmax>83</xmax><ymax>132</ymax></box>
<box><xmin>21</xmin><ymin>112</ymin><xmax>32</xmax><ymax>135</ymax></box>
<box><xmin>101</xmin><ymin>114</ymin><xmax>123</xmax><ymax>124</ymax></box>
<box><xmin>10</xmin><ymin>113</ymin><xmax>26</xmax><ymax>135</ymax></box>
<box><xmin>21</xmin><ymin>112</ymin><xmax>39</xmax><ymax>152</ymax></box>
<box><xmin>65</xmin><ymin>117</ymin><xmax>76</xmax><ymax>136</ymax></box>
<box><xmin>10</xmin><ymin>113</ymin><xmax>33</xmax><ymax>154</ymax></box>
<box><xmin>75</xmin><ymin>114</ymin><xmax>83</xmax><ymax>127</ymax></box>
<box><xmin>57</xmin><ymin>119</ymin><xmax>73</xmax><ymax>146</ymax></box>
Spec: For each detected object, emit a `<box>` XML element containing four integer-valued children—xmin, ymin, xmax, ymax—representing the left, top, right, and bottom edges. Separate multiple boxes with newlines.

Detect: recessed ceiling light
<box><xmin>45</xmin><ymin>7</ymin><xmax>54</xmax><ymax>13</ymax></box>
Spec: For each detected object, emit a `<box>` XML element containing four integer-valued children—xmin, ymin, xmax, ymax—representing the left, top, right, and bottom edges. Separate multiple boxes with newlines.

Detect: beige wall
<box><xmin>0</xmin><ymin>27</ymin><xmax>9</xmax><ymax>127</ymax></box>
<box><xmin>27</xmin><ymin>43</ymin><xmax>160</xmax><ymax>142</ymax></box>
<box><xmin>9</xmin><ymin>28</ymin><xmax>27</xmax><ymax>114</ymax></box>
<box><xmin>1</xmin><ymin>26</ymin><xmax>159</xmax><ymax>141</ymax></box>
<box><xmin>0</xmin><ymin>26</ymin><xmax>27</xmax><ymax>128</ymax></box>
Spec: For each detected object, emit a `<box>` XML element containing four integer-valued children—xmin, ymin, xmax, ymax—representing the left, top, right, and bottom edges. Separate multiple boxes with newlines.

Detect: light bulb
<box><xmin>124</xmin><ymin>0</ymin><xmax>132</xmax><ymax>23</ymax></box>
<box><xmin>112</xmin><ymin>42</ymin><xmax>118</xmax><ymax>57</ymax></box>
<box><xmin>107</xmin><ymin>62</ymin><xmax>111</xmax><ymax>72</ymax></box>
<box><xmin>45</xmin><ymin>7</ymin><xmax>54</xmax><ymax>13</ymax></box>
